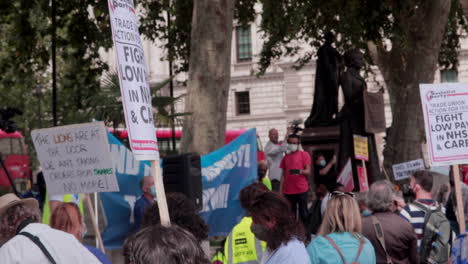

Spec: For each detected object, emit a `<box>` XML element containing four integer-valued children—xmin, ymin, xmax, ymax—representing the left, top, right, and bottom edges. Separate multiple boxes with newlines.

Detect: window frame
<box><xmin>235</xmin><ymin>91</ymin><xmax>251</xmax><ymax>115</ymax></box>
<box><xmin>236</xmin><ymin>25</ymin><xmax>252</xmax><ymax>62</ymax></box>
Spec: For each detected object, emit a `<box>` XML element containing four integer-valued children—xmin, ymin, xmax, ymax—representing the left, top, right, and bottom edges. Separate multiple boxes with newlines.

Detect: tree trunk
<box><xmin>180</xmin><ymin>0</ymin><xmax>235</xmax><ymax>155</ymax></box>
<box><xmin>377</xmin><ymin>0</ymin><xmax>452</xmax><ymax>177</ymax></box>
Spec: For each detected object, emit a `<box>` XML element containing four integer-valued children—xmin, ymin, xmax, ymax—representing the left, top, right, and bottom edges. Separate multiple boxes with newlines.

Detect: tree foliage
<box><xmin>257</xmin><ymin>0</ymin><xmax>467</xmax><ymax>73</ymax></box>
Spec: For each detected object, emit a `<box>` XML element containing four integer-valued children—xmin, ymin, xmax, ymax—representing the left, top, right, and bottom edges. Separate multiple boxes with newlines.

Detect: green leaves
<box><xmin>87</xmin><ymin>71</ymin><xmax>189</xmax><ymax>129</ymax></box>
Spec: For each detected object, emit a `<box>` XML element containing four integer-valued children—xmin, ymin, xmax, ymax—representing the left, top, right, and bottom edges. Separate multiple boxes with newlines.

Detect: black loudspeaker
<box><xmin>162</xmin><ymin>153</ymin><xmax>202</xmax><ymax>209</ymax></box>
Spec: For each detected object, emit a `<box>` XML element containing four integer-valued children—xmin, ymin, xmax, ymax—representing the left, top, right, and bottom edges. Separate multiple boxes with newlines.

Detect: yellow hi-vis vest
<box><xmin>224</xmin><ymin>217</ymin><xmax>266</xmax><ymax>264</ymax></box>
<box><xmin>212</xmin><ymin>250</ymin><xmax>226</xmax><ymax>264</ymax></box>
<box><xmin>42</xmin><ymin>192</ymin><xmax>84</xmax><ymax>225</ymax></box>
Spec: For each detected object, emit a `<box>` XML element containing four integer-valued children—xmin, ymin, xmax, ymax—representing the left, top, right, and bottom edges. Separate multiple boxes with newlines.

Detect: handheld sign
<box><xmin>31</xmin><ymin>122</ymin><xmax>119</xmax><ymax>196</ymax></box>
<box><xmin>353</xmin><ymin>135</ymin><xmax>369</xmax><ymax>161</ymax></box>
<box><xmin>107</xmin><ymin>0</ymin><xmax>159</xmax><ymax>161</ymax></box>
<box><xmin>419</xmin><ymin>83</ymin><xmax>468</xmax><ymax>165</ymax></box>
<box><xmin>392</xmin><ymin>159</ymin><xmax>425</xmax><ymax>181</ymax></box>
<box><xmin>357</xmin><ymin>166</ymin><xmax>369</xmax><ymax>192</ymax></box>
<box><xmin>420</xmin><ymin>83</ymin><xmax>467</xmax><ymax>237</ymax></box>
<box><xmin>107</xmin><ymin>0</ymin><xmax>170</xmax><ymax>226</ymax></box>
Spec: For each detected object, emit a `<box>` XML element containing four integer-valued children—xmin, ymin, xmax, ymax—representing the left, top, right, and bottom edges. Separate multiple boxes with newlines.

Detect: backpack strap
<box><xmin>324</xmin><ymin>236</ymin><xmax>348</xmax><ymax>264</ymax></box>
<box><xmin>371</xmin><ymin>216</ymin><xmax>393</xmax><ymax>264</ymax></box>
<box><xmin>18</xmin><ymin>232</ymin><xmax>57</xmax><ymax>264</ymax></box>
<box><xmin>353</xmin><ymin>237</ymin><xmax>365</xmax><ymax>263</ymax></box>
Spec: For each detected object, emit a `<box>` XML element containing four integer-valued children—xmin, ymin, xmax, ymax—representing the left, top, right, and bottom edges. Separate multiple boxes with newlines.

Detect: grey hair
<box><xmin>367</xmin><ymin>180</ymin><xmax>394</xmax><ymax>212</ymax></box>
<box><xmin>354</xmin><ymin>192</ymin><xmax>368</xmax><ymax>207</ymax></box>
<box><xmin>453</xmin><ymin>183</ymin><xmax>468</xmax><ymax>224</ymax></box>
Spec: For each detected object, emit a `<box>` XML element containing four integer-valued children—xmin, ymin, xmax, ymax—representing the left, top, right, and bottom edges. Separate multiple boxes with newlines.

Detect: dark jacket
<box><xmin>361</xmin><ymin>212</ymin><xmax>419</xmax><ymax>264</ymax></box>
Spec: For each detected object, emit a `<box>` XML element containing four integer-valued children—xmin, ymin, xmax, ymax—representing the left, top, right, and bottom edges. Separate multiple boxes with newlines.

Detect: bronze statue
<box><xmin>337</xmin><ymin>49</ymin><xmax>380</xmax><ymax>189</ymax></box>
<box><xmin>305</xmin><ymin>32</ymin><xmax>342</xmax><ymax>128</ymax></box>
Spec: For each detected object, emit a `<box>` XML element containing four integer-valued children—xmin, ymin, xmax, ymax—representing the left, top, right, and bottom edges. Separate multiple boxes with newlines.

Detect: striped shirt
<box><xmin>400</xmin><ymin>199</ymin><xmax>444</xmax><ymax>249</ymax></box>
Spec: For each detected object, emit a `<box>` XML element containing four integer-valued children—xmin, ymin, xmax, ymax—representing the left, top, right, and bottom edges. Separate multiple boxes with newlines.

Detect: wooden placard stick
<box><xmin>84</xmin><ymin>194</ymin><xmax>105</xmax><ymax>253</ymax></box>
<box><xmin>452</xmin><ymin>164</ymin><xmax>466</xmax><ymax>233</ymax></box>
<box><xmin>151</xmin><ymin>160</ymin><xmax>171</xmax><ymax>226</ymax></box>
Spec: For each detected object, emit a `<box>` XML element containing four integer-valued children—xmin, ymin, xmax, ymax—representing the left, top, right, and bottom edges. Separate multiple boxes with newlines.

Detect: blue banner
<box><xmin>100</xmin><ymin>129</ymin><xmax>257</xmax><ymax>248</ymax></box>
<box><xmin>100</xmin><ymin>132</ymin><xmax>151</xmax><ymax>249</ymax></box>
<box><xmin>200</xmin><ymin>128</ymin><xmax>257</xmax><ymax>237</ymax></box>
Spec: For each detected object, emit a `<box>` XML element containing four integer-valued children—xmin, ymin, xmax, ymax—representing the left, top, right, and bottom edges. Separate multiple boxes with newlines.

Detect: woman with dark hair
<box><xmin>50</xmin><ymin>202</ymin><xmax>111</xmax><ymax>264</ymax></box>
<box><xmin>141</xmin><ymin>192</ymin><xmax>208</xmax><ymax>242</ymax></box>
<box><xmin>245</xmin><ymin>191</ymin><xmax>310</xmax><ymax>264</ymax></box>
<box><xmin>124</xmin><ymin>224</ymin><xmax>210</xmax><ymax>264</ymax></box>
<box><xmin>307</xmin><ymin>192</ymin><xmax>375</xmax><ymax>263</ymax></box>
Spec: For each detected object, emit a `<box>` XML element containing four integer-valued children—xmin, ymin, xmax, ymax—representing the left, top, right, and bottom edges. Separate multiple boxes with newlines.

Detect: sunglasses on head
<box><xmin>331</xmin><ymin>191</ymin><xmax>355</xmax><ymax>198</ymax></box>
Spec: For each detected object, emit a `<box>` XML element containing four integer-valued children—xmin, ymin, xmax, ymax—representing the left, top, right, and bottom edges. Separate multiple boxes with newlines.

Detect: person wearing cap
<box><xmin>0</xmin><ymin>193</ymin><xmax>99</xmax><ymax>263</ymax></box>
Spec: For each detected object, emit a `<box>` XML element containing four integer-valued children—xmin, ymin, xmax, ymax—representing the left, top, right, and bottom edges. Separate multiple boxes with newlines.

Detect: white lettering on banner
<box><xmin>31</xmin><ymin>122</ymin><xmax>119</xmax><ymax>195</ymax></box>
<box><xmin>107</xmin><ymin>0</ymin><xmax>159</xmax><ymax>160</ymax></box>
<box><xmin>124</xmin><ymin>195</ymin><xmax>137</xmax><ymax>223</ymax></box>
<box><xmin>201</xmin><ymin>184</ymin><xmax>230</xmax><ymax>213</ymax></box>
<box><xmin>110</xmin><ymin>140</ymin><xmax>151</xmax><ymax>176</ymax></box>
<box><xmin>110</xmin><ymin>143</ymin><xmax>127</xmax><ymax>174</ymax></box>
<box><xmin>202</xmin><ymin>144</ymin><xmax>251</xmax><ymax>182</ymax></box>
<box><xmin>420</xmin><ymin>83</ymin><xmax>468</xmax><ymax>166</ymax></box>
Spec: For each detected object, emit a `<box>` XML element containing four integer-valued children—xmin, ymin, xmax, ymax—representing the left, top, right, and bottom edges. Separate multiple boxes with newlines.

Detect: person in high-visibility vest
<box><xmin>42</xmin><ymin>192</ymin><xmax>84</xmax><ymax>225</ymax></box>
<box><xmin>224</xmin><ymin>182</ymin><xmax>270</xmax><ymax>264</ymax></box>
<box><xmin>212</xmin><ymin>248</ymin><xmax>226</xmax><ymax>264</ymax></box>
<box><xmin>258</xmin><ymin>161</ymin><xmax>272</xmax><ymax>191</ymax></box>
<box><xmin>224</xmin><ymin>216</ymin><xmax>266</xmax><ymax>264</ymax></box>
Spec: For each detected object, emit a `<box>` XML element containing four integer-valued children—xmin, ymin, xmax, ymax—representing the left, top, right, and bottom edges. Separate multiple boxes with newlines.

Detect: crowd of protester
<box><xmin>0</xmin><ymin>129</ymin><xmax>467</xmax><ymax>264</ymax></box>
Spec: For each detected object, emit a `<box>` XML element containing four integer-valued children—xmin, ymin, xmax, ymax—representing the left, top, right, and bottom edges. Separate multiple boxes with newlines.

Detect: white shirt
<box><xmin>264</xmin><ymin>141</ymin><xmax>288</xmax><ymax>181</ymax></box>
<box><xmin>0</xmin><ymin>223</ymin><xmax>100</xmax><ymax>264</ymax></box>
<box><xmin>260</xmin><ymin>238</ymin><xmax>311</xmax><ymax>264</ymax></box>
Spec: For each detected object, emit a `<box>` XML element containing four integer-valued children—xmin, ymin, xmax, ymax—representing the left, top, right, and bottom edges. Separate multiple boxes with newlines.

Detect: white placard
<box><xmin>420</xmin><ymin>83</ymin><xmax>468</xmax><ymax>166</ymax></box>
<box><xmin>107</xmin><ymin>0</ymin><xmax>159</xmax><ymax>161</ymax></box>
<box><xmin>31</xmin><ymin>122</ymin><xmax>119</xmax><ymax>195</ymax></box>
<box><xmin>392</xmin><ymin>159</ymin><xmax>425</xmax><ymax>181</ymax></box>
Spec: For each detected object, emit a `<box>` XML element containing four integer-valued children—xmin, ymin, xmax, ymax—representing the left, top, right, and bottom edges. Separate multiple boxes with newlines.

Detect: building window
<box><xmin>236</xmin><ymin>26</ymin><xmax>252</xmax><ymax>62</ymax></box>
<box><xmin>441</xmin><ymin>69</ymin><xmax>458</xmax><ymax>83</ymax></box>
<box><xmin>235</xmin><ymin>91</ymin><xmax>250</xmax><ymax>115</ymax></box>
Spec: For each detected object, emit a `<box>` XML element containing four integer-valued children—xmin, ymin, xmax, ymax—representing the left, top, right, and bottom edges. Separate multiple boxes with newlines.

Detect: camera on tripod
<box><xmin>0</xmin><ymin>108</ymin><xmax>22</xmax><ymax>133</ymax></box>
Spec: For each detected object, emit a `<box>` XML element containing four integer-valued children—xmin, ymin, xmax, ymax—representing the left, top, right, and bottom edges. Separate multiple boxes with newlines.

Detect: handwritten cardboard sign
<box><xmin>107</xmin><ymin>0</ymin><xmax>159</xmax><ymax>161</ymax></box>
<box><xmin>420</xmin><ymin>83</ymin><xmax>468</xmax><ymax>166</ymax></box>
<box><xmin>31</xmin><ymin>122</ymin><xmax>119</xmax><ymax>195</ymax></box>
<box><xmin>392</xmin><ymin>159</ymin><xmax>425</xmax><ymax>181</ymax></box>
<box><xmin>353</xmin><ymin>135</ymin><xmax>369</xmax><ymax>161</ymax></box>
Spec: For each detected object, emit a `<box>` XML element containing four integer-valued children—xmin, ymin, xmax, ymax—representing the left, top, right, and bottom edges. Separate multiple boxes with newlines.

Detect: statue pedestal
<box><xmin>301</xmin><ymin>126</ymin><xmax>340</xmax><ymax>152</ymax></box>
<box><xmin>301</xmin><ymin>126</ymin><xmax>341</xmax><ymax>188</ymax></box>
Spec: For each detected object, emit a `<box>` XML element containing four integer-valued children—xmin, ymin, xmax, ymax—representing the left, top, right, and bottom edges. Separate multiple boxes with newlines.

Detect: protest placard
<box><xmin>420</xmin><ymin>82</ymin><xmax>468</xmax><ymax>237</ymax></box>
<box><xmin>357</xmin><ymin>166</ymin><xmax>369</xmax><ymax>192</ymax></box>
<box><xmin>107</xmin><ymin>0</ymin><xmax>159</xmax><ymax>161</ymax></box>
<box><xmin>420</xmin><ymin>83</ymin><xmax>468</xmax><ymax>166</ymax></box>
<box><xmin>31</xmin><ymin>122</ymin><xmax>119</xmax><ymax>196</ymax></box>
<box><xmin>337</xmin><ymin>158</ymin><xmax>354</xmax><ymax>192</ymax></box>
<box><xmin>392</xmin><ymin>159</ymin><xmax>425</xmax><ymax>181</ymax></box>
<box><xmin>353</xmin><ymin>135</ymin><xmax>369</xmax><ymax>161</ymax></box>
